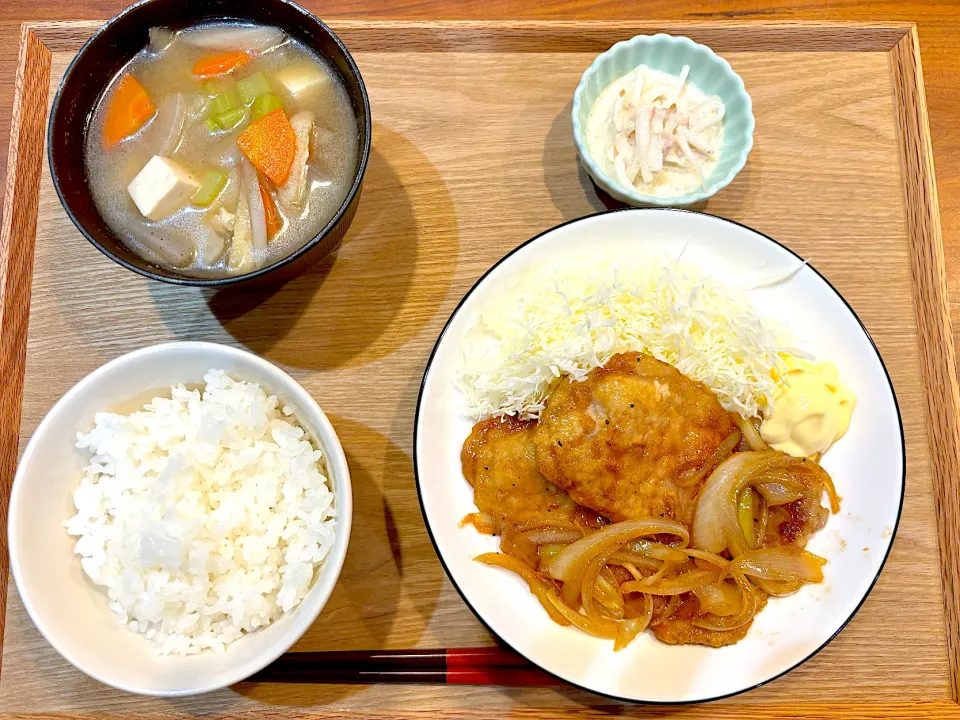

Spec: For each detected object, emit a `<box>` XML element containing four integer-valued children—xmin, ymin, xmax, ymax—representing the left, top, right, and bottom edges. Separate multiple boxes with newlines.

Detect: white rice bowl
<box><xmin>65</xmin><ymin>370</ymin><xmax>337</xmax><ymax>655</ymax></box>
<box><xmin>9</xmin><ymin>342</ymin><xmax>352</xmax><ymax>696</ymax></box>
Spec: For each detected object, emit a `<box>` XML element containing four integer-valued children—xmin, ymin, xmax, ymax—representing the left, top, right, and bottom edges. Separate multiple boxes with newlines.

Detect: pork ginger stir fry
<box><xmin>586</xmin><ymin>65</ymin><xmax>725</xmax><ymax>197</ymax></box>
<box><xmin>463</xmin><ymin>352</ymin><xmax>839</xmax><ymax>650</ymax></box>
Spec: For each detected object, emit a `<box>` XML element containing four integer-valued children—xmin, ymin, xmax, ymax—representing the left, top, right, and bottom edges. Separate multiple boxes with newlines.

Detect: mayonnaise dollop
<box><xmin>760</xmin><ymin>357</ymin><xmax>855</xmax><ymax>458</ymax></box>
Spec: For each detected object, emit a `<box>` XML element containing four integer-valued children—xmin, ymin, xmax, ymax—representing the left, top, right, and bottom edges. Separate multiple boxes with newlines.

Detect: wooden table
<box><xmin>0</xmin><ymin>2</ymin><xmax>957</xmax><ymax>718</ymax></box>
<box><xmin>0</xmin><ymin>0</ymin><xmax>960</xmax><ymax>328</ymax></box>
<box><xmin>1</xmin><ymin>0</ymin><xmax>958</xmax><ymax>332</ymax></box>
<box><xmin>0</xmin><ymin>1</ymin><xmax>956</xmax><ymax>306</ymax></box>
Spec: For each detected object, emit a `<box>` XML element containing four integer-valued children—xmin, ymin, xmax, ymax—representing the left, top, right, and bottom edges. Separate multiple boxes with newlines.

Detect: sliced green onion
<box><xmin>212</xmin><ymin>92</ymin><xmax>241</xmax><ymax>115</ymax></box>
<box><xmin>204</xmin><ymin>79</ymin><xmax>241</xmax><ymax>115</ymax></box>
<box><xmin>191</xmin><ymin>169</ymin><xmax>228</xmax><ymax>207</ymax></box>
<box><xmin>202</xmin><ymin>79</ymin><xmax>230</xmax><ymax>96</ymax></box>
<box><xmin>237</xmin><ymin>72</ymin><xmax>272</xmax><ymax>104</ymax></box>
<box><xmin>251</xmin><ymin>92</ymin><xmax>284</xmax><ymax>121</ymax></box>
<box><xmin>214</xmin><ymin>106</ymin><xmax>246</xmax><ymax>130</ymax></box>
<box><xmin>737</xmin><ymin>487</ymin><xmax>759</xmax><ymax>549</ymax></box>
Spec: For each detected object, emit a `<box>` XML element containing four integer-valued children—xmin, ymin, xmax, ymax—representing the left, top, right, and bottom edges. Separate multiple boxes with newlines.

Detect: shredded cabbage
<box><xmin>455</xmin><ymin>259</ymin><xmax>800</xmax><ymax>421</ymax></box>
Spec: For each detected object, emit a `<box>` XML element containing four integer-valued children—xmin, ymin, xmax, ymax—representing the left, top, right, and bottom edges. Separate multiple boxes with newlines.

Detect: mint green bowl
<box><xmin>572</xmin><ymin>34</ymin><xmax>754</xmax><ymax>207</ymax></box>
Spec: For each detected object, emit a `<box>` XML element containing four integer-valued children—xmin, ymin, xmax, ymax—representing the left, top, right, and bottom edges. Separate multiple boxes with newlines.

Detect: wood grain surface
<box><xmin>890</xmin><ymin>26</ymin><xmax>960</xmax><ymax>701</ymax></box>
<box><xmin>0</xmin><ymin>24</ymin><xmax>49</xmax><ymax>679</ymax></box>
<box><xmin>0</xmin><ymin>18</ymin><xmax>949</xmax><ymax>718</ymax></box>
<box><xmin>1</xmin><ymin>705</ymin><xmax>960</xmax><ymax>720</ymax></box>
<box><xmin>0</xmin><ymin>0</ymin><xmax>957</xmax><ymax>361</ymax></box>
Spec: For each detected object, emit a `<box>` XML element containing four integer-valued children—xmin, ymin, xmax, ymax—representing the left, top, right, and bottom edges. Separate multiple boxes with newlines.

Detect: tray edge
<box><xmin>0</xmin><ymin>23</ymin><xmax>50</xmax><ymax>679</ymax></box>
<box><xmin>890</xmin><ymin>25</ymin><xmax>960</xmax><ymax>703</ymax></box>
<box><xmin>0</xmin><ymin>18</ymin><xmax>956</xmax><ymax>718</ymax></box>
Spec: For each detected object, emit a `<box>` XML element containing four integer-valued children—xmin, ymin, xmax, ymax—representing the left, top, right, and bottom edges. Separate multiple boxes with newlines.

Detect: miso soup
<box><xmin>84</xmin><ymin>22</ymin><xmax>360</xmax><ymax>277</ymax></box>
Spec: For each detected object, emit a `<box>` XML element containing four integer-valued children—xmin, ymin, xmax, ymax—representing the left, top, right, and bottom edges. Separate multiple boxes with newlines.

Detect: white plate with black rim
<box><xmin>413</xmin><ymin>208</ymin><xmax>904</xmax><ymax>703</ymax></box>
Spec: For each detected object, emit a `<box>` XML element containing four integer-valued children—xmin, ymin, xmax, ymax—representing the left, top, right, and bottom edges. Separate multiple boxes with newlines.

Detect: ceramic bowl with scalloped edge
<box><xmin>572</xmin><ymin>34</ymin><xmax>754</xmax><ymax>206</ymax></box>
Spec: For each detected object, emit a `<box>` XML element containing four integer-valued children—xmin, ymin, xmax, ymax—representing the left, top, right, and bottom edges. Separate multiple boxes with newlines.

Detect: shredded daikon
<box><xmin>455</xmin><ymin>259</ymin><xmax>799</xmax><ymax>422</ymax></box>
<box><xmin>586</xmin><ymin>65</ymin><xmax>725</xmax><ymax>197</ymax></box>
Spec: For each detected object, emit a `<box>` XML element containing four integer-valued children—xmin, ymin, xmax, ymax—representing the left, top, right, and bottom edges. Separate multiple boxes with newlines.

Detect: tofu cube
<box><xmin>273</xmin><ymin>63</ymin><xmax>328</xmax><ymax>100</ymax></box>
<box><xmin>127</xmin><ymin>156</ymin><xmax>200</xmax><ymax>221</ymax></box>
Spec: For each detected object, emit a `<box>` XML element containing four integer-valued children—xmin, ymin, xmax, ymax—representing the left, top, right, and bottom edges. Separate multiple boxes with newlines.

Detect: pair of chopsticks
<box><xmin>247</xmin><ymin>647</ymin><xmax>561</xmax><ymax>686</ymax></box>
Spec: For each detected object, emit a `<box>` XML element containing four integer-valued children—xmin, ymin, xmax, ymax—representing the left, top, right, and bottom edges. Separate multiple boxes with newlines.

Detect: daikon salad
<box><xmin>585</xmin><ymin>64</ymin><xmax>725</xmax><ymax>197</ymax></box>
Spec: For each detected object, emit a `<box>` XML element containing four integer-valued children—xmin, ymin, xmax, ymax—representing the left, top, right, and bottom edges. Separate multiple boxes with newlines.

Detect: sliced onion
<box><xmin>693</xmin><ymin>580</ymin><xmax>741</xmax><ymax>616</ymax></box>
<box><xmin>637</xmin><ymin>560</ymin><xmax>672</xmax><ymax>587</ymax></box>
<box><xmin>765</xmin><ymin>459</ymin><xmax>839</xmax><ymax>514</ymax></box>
<box><xmin>542</xmin><ymin>584</ymin><xmax>651</xmax><ymax>650</ymax></box>
<box><xmin>541</xmin><ymin>590</ymin><xmax>618</xmax><ymax>639</ymax></box>
<box><xmin>677</xmin><ymin>428</ymin><xmax>742</xmax><ymax>487</ymax></box>
<box><xmin>595</xmin><ymin>568</ymin><xmax>626</xmax><ymax>619</ymax></box>
<box><xmin>734</xmin><ymin>415</ymin><xmax>769</xmax><ymax>451</ymax></box>
<box><xmin>622</xmin><ymin>568</ymin><xmax>720</xmax><ymax>596</ymax></box>
<box><xmin>628</xmin><ymin>539</ymin><xmax>689</xmax><ymax>564</ymax></box>
<box><xmin>500</xmin><ymin>524</ymin><xmax>539</xmax><ymax>568</ymax></box>
<box><xmin>547</xmin><ymin>519</ymin><xmax>688</xmax><ymax>583</ymax></box>
<box><xmin>516</xmin><ymin>518</ymin><xmax>579</xmax><ymax>532</ymax></box>
<box><xmin>822</xmin><ymin>469</ymin><xmax>841</xmax><ymax>513</ymax></box>
<box><xmin>655</xmin><ymin>594</ymin><xmax>682</xmax><ymax>624</ymax></box>
<box><xmin>460</xmin><ymin>512</ymin><xmax>496</xmax><ymax>534</ymax></box>
<box><xmin>755</xmin><ymin>481</ymin><xmax>804</xmax><ymax>506</ymax></box>
<box><xmin>561</xmin><ymin>577</ymin><xmax>581</xmax><ymax>608</ymax></box>
<box><xmin>614</xmin><ymin>595</ymin><xmax>652</xmax><ymax>651</ymax></box>
<box><xmin>521</xmin><ymin>524</ymin><xmax>583</xmax><ymax>544</ymax></box>
<box><xmin>693</xmin><ymin>574</ymin><xmax>758</xmax><ymax>631</ymax></box>
<box><xmin>606</xmin><ymin>551</ymin><xmax>663</xmax><ymax>573</ymax></box>
<box><xmin>753</xmin><ymin>577</ymin><xmax>805</xmax><ymax>596</ymax></box>
<box><xmin>537</xmin><ymin>543</ymin><xmax>567</xmax><ymax>566</ymax></box>
<box><xmin>732</xmin><ymin>413</ymin><xmax>770</xmax><ymax>450</ymax></box>
<box><xmin>730</xmin><ymin>547</ymin><xmax>826</xmax><ymax>584</ymax></box>
<box><xmin>693</xmin><ymin>451</ymin><xmax>812</xmax><ymax>556</ymax></box>
<box><xmin>580</xmin><ymin>554</ymin><xmax>608</xmax><ymax>619</ymax></box>
<box><xmin>475</xmin><ymin>553</ymin><xmax>570</xmax><ymax>627</ymax></box>
<box><xmin>757</xmin><ymin>500</ymin><xmax>769</xmax><ymax>546</ymax></box>
<box><xmin>681</xmin><ymin>548</ymin><xmax>730</xmax><ymax>569</ymax></box>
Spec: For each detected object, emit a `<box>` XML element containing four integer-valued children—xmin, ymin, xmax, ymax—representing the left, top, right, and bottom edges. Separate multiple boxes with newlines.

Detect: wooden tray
<box><xmin>0</xmin><ymin>18</ymin><xmax>955</xmax><ymax>719</ymax></box>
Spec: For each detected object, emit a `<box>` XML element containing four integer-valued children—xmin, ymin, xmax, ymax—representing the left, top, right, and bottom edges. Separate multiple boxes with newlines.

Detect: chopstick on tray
<box><xmin>247</xmin><ymin>647</ymin><xmax>562</xmax><ymax>686</ymax></box>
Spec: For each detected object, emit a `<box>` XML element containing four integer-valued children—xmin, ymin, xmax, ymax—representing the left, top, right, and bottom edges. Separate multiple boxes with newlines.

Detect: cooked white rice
<box><xmin>64</xmin><ymin>369</ymin><xmax>336</xmax><ymax>655</ymax></box>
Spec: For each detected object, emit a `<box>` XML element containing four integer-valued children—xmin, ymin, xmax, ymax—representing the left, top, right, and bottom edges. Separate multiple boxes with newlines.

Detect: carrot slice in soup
<box><xmin>193</xmin><ymin>50</ymin><xmax>250</xmax><ymax>78</ymax></box>
<box><xmin>259</xmin><ymin>180</ymin><xmax>283</xmax><ymax>239</ymax></box>
<box><xmin>103</xmin><ymin>75</ymin><xmax>156</xmax><ymax>148</ymax></box>
<box><xmin>236</xmin><ymin>108</ymin><xmax>296</xmax><ymax>185</ymax></box>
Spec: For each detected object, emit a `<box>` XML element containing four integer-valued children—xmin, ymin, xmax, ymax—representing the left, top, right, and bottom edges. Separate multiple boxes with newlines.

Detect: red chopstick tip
<box><xmin>446</xmin><ymin>668</ymin><xmax>561</xmax><ymax>686</ymax></box>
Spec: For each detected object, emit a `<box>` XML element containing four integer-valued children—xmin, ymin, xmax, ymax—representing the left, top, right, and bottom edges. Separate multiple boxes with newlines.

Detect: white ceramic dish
<box><xmin>414</xmin><ymin>209</ymin><xmax>904</xmax><ymax>704</ymax></box>
<box><xmin>8</xmin><ymin>341</ymin><xmax>352</xmax><ymax>697</ymax></box>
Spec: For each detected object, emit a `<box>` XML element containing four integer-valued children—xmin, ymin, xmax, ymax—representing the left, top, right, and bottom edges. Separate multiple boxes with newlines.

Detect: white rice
<box><xmin>64</xmin><ymin>369</ymin><xmax>336</xmax><ymax>655</ymax></box>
